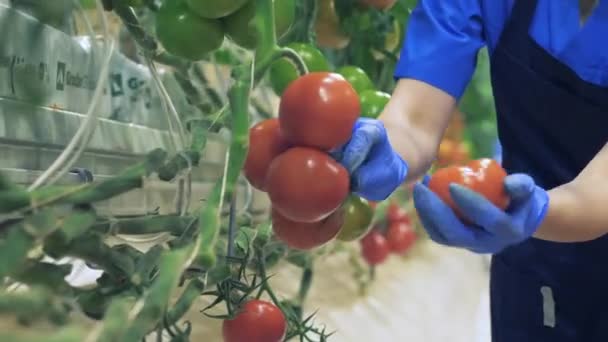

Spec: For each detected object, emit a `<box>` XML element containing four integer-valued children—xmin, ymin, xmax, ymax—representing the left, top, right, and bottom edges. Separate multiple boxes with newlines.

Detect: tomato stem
<box><xmin>296</xmin><ymin>266</ymin><xmax>314</xmax><ymax>304</ymax></box>
<box><xmin>254</xmin><ymin>0</ymin><xmax>278</xmax><ymax>64</ymax></box>
<box><xmin>164</xmin><ymin>278</ymin><xmax>206</xmax><ymax>327</ymax></box>
<box><xmin>196</xmin><ymin>62</ymin><xmax>252</xmax><ymax>268</ymax></box>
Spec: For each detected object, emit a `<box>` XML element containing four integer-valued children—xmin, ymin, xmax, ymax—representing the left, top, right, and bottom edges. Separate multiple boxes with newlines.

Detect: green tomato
<box><xmin>268</xmin><ymin>43</ymin><xmax>330</xmax><ymax>95</ymax></box>
<box><xmin>337</xmin><ymin>65</ymin><xmax>375</xmax><ymax>95</ymax></box>
<box><xmin>156</xmin><ymin>1</ymin><xmax>225</xmax><ymax>61</ymax></box>
<box><xmin>223</xmin><ymin>0</ymin><xmax>296</xmax><ymax>50</ymax></box>
<box><xmin>336</xmin><ymin>195</ymin><xmax>374</xmax><ymax>242</ymax></box>
<box><xmin>186</xmin><ymin>0</ymin><xmax>249</xmax><ymax>19</ymax></box>
<box><xmin>360</xmin><ymin>90</ymin><xmax>391</xmax><ymax>119</ymax></box>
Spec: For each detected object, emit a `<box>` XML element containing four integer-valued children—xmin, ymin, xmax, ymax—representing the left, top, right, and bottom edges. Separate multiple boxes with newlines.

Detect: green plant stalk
<box><xmin>196</xmin><ymin>63</ymin><xmax>252</xmax><ymax>268</ymax></box>
<box><xmin>164</xmin><ymin>278</ymin><xmax>206</xmax><ymax>326</ymax></box>
<box><xmin>0</xmin><ymin>288</ymin><xmax>68</xmax><ymax>328</ymax></box>
<box><xmin>121</xmin><ymin>248</ymin><xmax>191</xmax><ymax>341</ymax></box>
<box><xmin>44</xmin><ymin>233</ymin><xmax>135</xmax><ymax>279</ymax></box>
<box><xmin>0</xmin><ymin>149</ymin><xmax>167</xmax><ymax>214</ymax></box>
<box><xmin>0</xmin><ymin>209</ymin><xmax>63</xmax><ymax>278</ymax></box>
<box><xmin>252</xmin><ymin>0</ymin><xmax>308</xmax><ymax>82</ymax></box>
<box><xmin>92</xmin><ymin>215</ymin><xmax>196</xmax><ymax>236</ymax></box>
<box><xmin>157</xmin><ymin>150</ymin><xmax>200</xmax><ymax>182</ymax></box>
<box><xmin>95</xmin><ymin>299</ymin><xmax>136</xmax><ymax>342</ymax></box>
<box><xmin>0</xmin><ymin>287</ymin><xmax>58</xmax><ymax>318</ymax></box>
<box><xmin>255</xmin><ymin>0</ymin><xmax>278</xmax><ymax>64</ymax></box>
<box><xmin>0</xmin><ymin>327</ymin><xmax>85</xmax><ymax>342</ymax></box>
<box><xmin>297</xmin><ymin>266</ymin><xmax>314</xmax><ymax>304</ymax></box>
<box><xmin>131</xmin><ymin>245</ymin><xmax>164</xmax><ymax>287</ymax></box>
<box><xmin>13</xmin><ymin>261</ymin><xmax>74</xmax><ymax>295</ymax></box>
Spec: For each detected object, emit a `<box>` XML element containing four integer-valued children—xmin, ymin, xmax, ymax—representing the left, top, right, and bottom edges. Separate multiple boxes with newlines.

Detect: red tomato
<box><xmin>279</xmin><ymin>72</ymin><xmax>360</xmax><ymax>151</ymax></box>
<box><xmin>360</xmin><ymin>230</ymin><xmax>390</xmax><ymax>265</ymax></box>
<box><xmin>272</xmin><ymin>207</ymin><xmax>344</xmax><ymax>250</ymax></box>
<box><xmin>222</xmin><ymin>299</ymin><xmax>286</xmax><ymax>342</ymax></box>
<box><xmin>359</xmin><ymin>0</ymin><xmax>397</xmax><ymax>10</ymax></box>
<box><xmin>266</xmin><ymin>147</ymin><xmax>350</xmax><ymax>223</ymax></box>
<box><xmin>386</xmin><ymin>221</ymin><xmax>416</xmax><ymax>255</ymax></box>
<box><xmin>428</xmin><ymin>158</ymin><xmax>509</xmax><ymax>220</ymax></box>
<box><xmin>386</xmin><ymin>203</ymin><xmax>410</xmax><ymax>224</ymax></box>
<box><xmin>243</xmin><ymin>119</ymin><xmax>290</xmax><ymax>191</ymax></box>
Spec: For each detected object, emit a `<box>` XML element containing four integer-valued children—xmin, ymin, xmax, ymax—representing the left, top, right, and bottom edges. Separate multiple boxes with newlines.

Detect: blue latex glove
<box><xmin>332</xmin><ymin>118</ymin><xmax>408</xmax><ymax>201</ymax></box>
<box><xmin>413</xmin><ymin>173</ymin><xmax>549</xmax><ymax>254</ymax></box>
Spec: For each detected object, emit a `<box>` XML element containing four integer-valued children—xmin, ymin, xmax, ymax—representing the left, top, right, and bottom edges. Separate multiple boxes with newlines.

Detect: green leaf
<box><xmin>235</xmin><ymin>227</ymin><xmax>257</xmax><ymax>253</ymax></box>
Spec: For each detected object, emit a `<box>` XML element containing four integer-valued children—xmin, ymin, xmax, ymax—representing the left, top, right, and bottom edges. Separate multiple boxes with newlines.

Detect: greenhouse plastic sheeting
<box><xmin>0</xmin><ymin>3</ymin><xmax>111</xmax><ymax>115</ymax></box>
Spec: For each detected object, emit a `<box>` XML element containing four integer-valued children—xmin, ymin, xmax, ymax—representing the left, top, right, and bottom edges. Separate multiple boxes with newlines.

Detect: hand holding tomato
<box><xmin>332</xmin><ymin>118</ymin><xmax>408</xmax><ymax>201</ymax></box>
<box><xmin>413</xmin><ymin>170</ymin><xmax>550</xmax><ymax>254</ymax></box>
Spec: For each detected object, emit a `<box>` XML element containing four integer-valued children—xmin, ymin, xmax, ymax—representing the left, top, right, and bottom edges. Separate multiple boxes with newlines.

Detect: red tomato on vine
<box><xmin>243</xmin><ymin>119</ymin><xmax>289</xmax><ymax>191</ymax></box>
<box><xmin>386</xmin><ymin>222</ymin><xmax>416</xmax><ymax>255</ymax></box>
<box><xmin>279</xmin><ymin>72</ymin><xmax>360</xmax><ymax>151</ymax></box>
<box><xmin>222</xmin><ymin>299</ymin><xmax>286</xmax><ymax>342</ymax></box>
<box><xmin>386</xmin><ymin>203</ymin><xmax>410</xmax><ymax>224</ymax></box>
<box><xmin>360</xmin><ymin>229</ymin><xmax>390</xmax><ymax>266</ymax></box>
<box><xmin>272</xmin><ymin>208</ymin><xmax>344</xmax><ymax>250</ymax></box>
<box><xmin>266</xmin><ymin>147</ymin><xmax>350</xmax><ymax>223</ymax></box>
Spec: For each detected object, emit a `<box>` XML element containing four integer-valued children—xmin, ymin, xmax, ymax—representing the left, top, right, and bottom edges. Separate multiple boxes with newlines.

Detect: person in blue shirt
<box><xmin>332</xmin><ymin>0</ymin><xmax>608</xmax><ymax>340</ymax></box>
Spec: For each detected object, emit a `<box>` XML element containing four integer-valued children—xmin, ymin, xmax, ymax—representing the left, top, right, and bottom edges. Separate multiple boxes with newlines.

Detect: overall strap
<box><xmin>500</xmin><ymin>0</ymin><xmax>540</xmax><ymax>43</ymax></box>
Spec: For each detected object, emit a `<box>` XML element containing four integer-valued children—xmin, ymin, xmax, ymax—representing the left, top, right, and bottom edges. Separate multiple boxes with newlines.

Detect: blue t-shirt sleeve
<box><xmin>395</xmin><ymin>0</ymin><xmax>486</xmax><ymax>99</ymax></box>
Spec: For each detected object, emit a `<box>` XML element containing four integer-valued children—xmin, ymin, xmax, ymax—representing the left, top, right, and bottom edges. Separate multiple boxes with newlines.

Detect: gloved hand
<box><xmin>413</xmin><ymin>173</ymin><xmax>549</xmax><ymax>254</ymax></box>
<box><xmin>332</xmin><ymin>118</ymin><xmax>408</xmax><ymax>201</ymax></box>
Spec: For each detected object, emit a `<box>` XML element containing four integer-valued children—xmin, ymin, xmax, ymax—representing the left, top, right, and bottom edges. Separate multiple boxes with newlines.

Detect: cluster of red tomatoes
<box><xmin>244</xmin><ymin>72</ymin><xmax>364</xmax><ymax>250</ymax></box>
<box><xmin>360</xmin><ymin>203</ymin><xmax>417</xmax><ymax>266</ymax></box>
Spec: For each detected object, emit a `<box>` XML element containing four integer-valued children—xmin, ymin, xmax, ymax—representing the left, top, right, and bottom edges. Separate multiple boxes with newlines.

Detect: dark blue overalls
<box><xmin>490</xmin><ymin>0</ymin><xmax>608</xmax><ymax>340</ymax></box>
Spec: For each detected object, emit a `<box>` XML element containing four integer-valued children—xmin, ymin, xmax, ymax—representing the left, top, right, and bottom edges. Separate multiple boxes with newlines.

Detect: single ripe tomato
<box><xmin>222</xmin><ymin>0</ymin><xmax>295</xmax><ymax>49</ymax></box>
<box><xmin>360</xmin><ymin>90</ymin><xmax>391</xmax><ymax>119</ymax></box>
<box><xmin>266</xmin><ymin>147</ymin><xmax>350</xmax><ymax>222</ymax></box>
<box><xmin>336</xmin><ymin>195</ymin><xmax>374</xmax><ymax>242</ymax></box>
<box><xmin>272</xmin><ymin>208</ymin><xmax>344</xmax><ymax>250</ymax></box>
<box><xmin>428</xmin><ymin>158</ymin><xmax>509</xmax><ymax>220</ymax></box>
<box><xmin>359</xmin><ymin>0</ymin><xmax>398</xmax><ymax>10</ymax></box>
<box><xmin>279</xmin><ymin>72</ymin><xmax>360</xmax><ymax>151</ymax></box>
<box><xmin>243</xmin><ymin>119</ymin><xmax>289</xmax><ymax>191</ymax></box>
<box><xmin>386</xmin><ymin>203</ymin><xmax>410</xmax><ymax>224</ymax></box>
<box><xmin>186</xmin><ymin>0</ymin><xmax>249</xmax><ymax>19</ymax></box>
<box><xmin>360</xmin><ymin>229</ymin><xmax>390</xmax><ymax>265</ymax></box>
<box><xmin>386</xmin><ymin>221</ymin><xmax>416</xmax><ymax>255</ymax></box>
<box><xmin>337</xmin><ymin>66</ymin><xmax>375</xmax><ymax>95</ymax></box>
<box><xmin>222</xmin><ymin>299</ymin><xmax>286</xmax><ymax>342</ymax></box>
<box><xmin>156</xmin><ymin>1</ymin><xmax>224</xmax><ymax>60</ymax></box>
<box><xmin>269</xmin><ymin>43</ymin><xmax>331</xmax><ymax>96</ymax></box>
